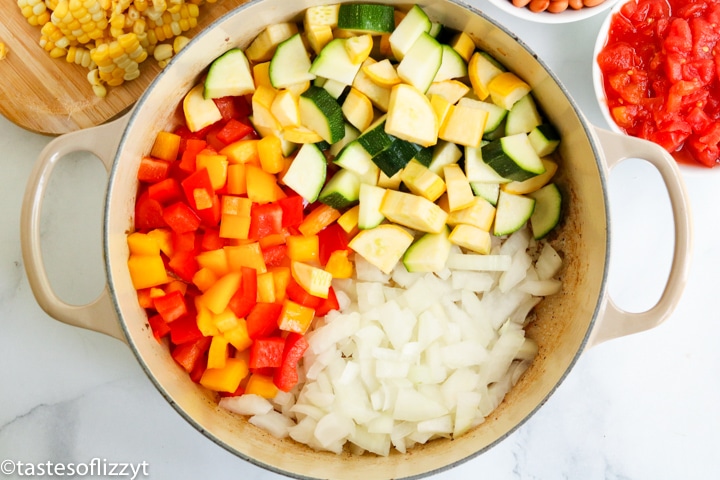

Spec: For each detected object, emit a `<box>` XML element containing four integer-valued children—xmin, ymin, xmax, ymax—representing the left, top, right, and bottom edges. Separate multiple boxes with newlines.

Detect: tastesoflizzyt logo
<box><xmin>0</xmin><ymin>458</ymin><xmax>149</xmax><ymax>479</ymax></box>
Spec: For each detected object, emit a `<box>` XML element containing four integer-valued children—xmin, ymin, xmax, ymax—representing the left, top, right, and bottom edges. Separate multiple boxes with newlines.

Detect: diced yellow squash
<box><xmin>401</xmin><ymin>160</ymin><xmax>446</xmax><ymax>202</ymax></box>
<box><xmin>362</xmin><ymin>58</ymin><xmax>401</xmax><ymax>87</ymax></box>
<box><xmin>449</xmin><ymin>224</ymin><xmax>492</xmax><ymax>254</ymax></box>
<box><xmin>443</xmin><ymin>163</ymin><xmax>475</xmax><ymax>211</ymax></box>
<box><xmin>502</xmin><ymin>158</ymin><xmax>558</xmax><ymax>195</ymax></box>
<box><xmin>246</xmin><ymin>22</ymin><xmax>299</xmax><ymax>62</ymax></box>
<box><xmin>270</xmin><ymin>89</ymin><xmax>300</xmax><ymax>127</ymax></box>
<box><xmin>342</xmin><ymin>87</ymin><xmax>374</xmax><ymax>132</ymax></box>
<box><xmin>183</xmin><ymin>83</ymin><xmax>222</xmax><ymax>132</ymax></box>
<box><xmin>285</xmin><ymin>80</ymin><xmax>311</xmax><ymax>97</ymax></box>
<box><xmin>353</xmin><ymin>58</ymin><xmax>391</xmax><ymax>111</ymax></box>
<box><xmin>305</xmin><ymin>4</ymin><xmax>340</xmax><ymax>27</ymax></box>
<box><xmin>348</xmin><ymin>224</ymin><xmax>414</xmax><ymax>274</ymax></box>
<box><xmin>253</xmin><ymin>62</ymin><xmax>273</xmax><ymax>88</ymax></box>
<box><xmin>337</xmin><ymin>205</ymin><xmax>361</xmax><ymax>237</ymax></box>
<box><xmin>306</xmin><ymin>23</ymin><xmax>334</xmax><ymax>54</ymax></box>
<box><xmin>251</xmin><ymin>85</ymin><xmax>281</xmax><ymax>130</ymax></box>
<box><xmin>429</xmin><ymin>94</ymin><xmax>452</xmax><ymax>128</ymax></box>
<box><xmin>468</xmin><ymin>51</ymin><xmax>503</xmax><ymax>101</ymax></box>
<box><xmin>385</xmin><ymin>83</ymin><xmax>438</xmax><ymax>147</ymax></box>
<box><xmin>345</xmin><ymin>34</ymin><xmax>373</xmax><ymax>64</ymax></box>
<box><xmin>450</xmin><ymin>31</ymin><xmax>475</xmax><ymax>63</ymax></box>
<box><xmin>488</xmin><ymin>72</ymin><xmax>531</xmax><ymax>110</ymax></box>
<box><xmin>290</xmin><ymin>261</ymin><xmax>333</xmax><ymax>299</ymax></box>
<box><xmin>438</xmin><ymin>103</ymin><xmax>488</xmax><ymax>148</ymax></box>
<box><xmin>442</xmin><ymin>195</ymin><xmax>496</xmax><ymax>232</ymax></box>
<box><xmin>377</xmin><ymin>169</ymin><xmax>403</xmax><ymax>190</ymax></box>
<box><xmin>283</xmin><ymin>126</ymin><xmax>324</xmax><ymax>144</ymax></box>
<box><xmin>380</xmin><ymin>189</ymin><xmax>448</xmax><ymax>233</ymax></box>
<box><xmin>426</xmin><ymin>79</ymin><xmax>470</xmax><ymax>105</ymax></box>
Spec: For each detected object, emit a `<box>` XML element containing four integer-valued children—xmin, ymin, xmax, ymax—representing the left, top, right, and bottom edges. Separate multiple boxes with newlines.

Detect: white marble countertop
<box><xmin>2</xmin><ymin>2</ymin><xmax>719</xmax><ymax>479</ymax></box>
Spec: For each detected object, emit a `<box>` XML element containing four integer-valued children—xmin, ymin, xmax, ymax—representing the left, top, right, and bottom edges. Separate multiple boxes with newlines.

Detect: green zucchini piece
<box><xmin>493</xmin><ymin>190</ymin><xmax>535</xmax><ymax>237</ymax></box>
<box><xmin>269</xmin><ymin>33</ymin><xmax>315</xmax><ymax>89</ymax></box>
<box><xmin>309</xmin><ymin>38</ymin><xmax>362</xmax><ymax>86</ymax></box>
<box><xmin>372</xmin><ymin>137</ymin><xmax>422</xmax><ymax>177</ymax></box>
<box><xmin>481</xmin><ymin>133</ymin><xmax>546</xmax><ymax>182</ymax></box>
<box><xmin>282</xmin><ymin>143</ymin><xmax>327</xmax><ymax>202</ymax></box>
<box><xmin>299</xmin><ymin>86</ymin><xmax>345</xmax><ymax>144</ymax></box>
<box><xmin>318</xmin><ymin>168</ymin><xmax>362</xmax><ymax>209</ymax></box>
<box><xmin>470</xmin><ymin>182</ymin><xmax>500</xmax><ymax>206</ymax></box>
<box><xmin>528</xmin><ymin>124</ymin><xmax>561</xmax><ymax>156</ymax></box>
<box><xmin>357</xmin><ymin>116</ymin><xmax>393</xmax><ymax>155</ymax></box>
<box><xmin>433</xmin><ymin>44</ymin><xmax>468</xmax><ymax>82</ymax></box>
<box><xmin>505</xmin><ymin>94</ymin><xmax>543</xmax><ymax>136</ymax></box>
<box><xmin>528</xmin><ymin>183</ymin><xmax>562</xmax><ymax>239</ymax></box>
<box><xmin>337</xmin><ymin>3</ymin><xmax>395</xmax><ymax>34</ymax></box>
<box><xmin>389</xmin><ymin>5</ymin><xmax>432</xmax><ymax>60</ymax></box>
<box><xmin>403</xmin><ymin>227</ymin><xmax>452</xmax><ymax>273</ymax></box>
<box><xmin>204</xmin><ymin>49</ymin><xmax>255</xmax><ymax>99</ymax></box>
<box><xmin>358</xmin><ymin>183</ymin><xmax>387</xmax><ymax>230</ymax></box>
<box><xmin>396</xmin><ymin>32</ymin><xmax>442</xmax><ymax>93</ymax></box>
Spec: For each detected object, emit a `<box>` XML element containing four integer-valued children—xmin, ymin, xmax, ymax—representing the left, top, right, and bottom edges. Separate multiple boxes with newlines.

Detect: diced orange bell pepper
<box><xmin>195</xmin><ymin>151</ymin><xmax>229</xmax><ymax>191</ymax></box>
<box><xmin>246</xmin><ymin>165</ymin><xmax>283</xmax><ymax>204</ymax></box>
<box><xmin>150</xmin><ymin>131</ymin><xmax>181</xmax><ymax>161</ymax></box>
<box><xmin>202</xmin><ymin>271</ymin><xmax>241</xmax><ymax>314</ymax></box>
<box><xmin>244</xmin><ymin>372</ymin><xmax>278</xmax><ymax>399</ymax></box>
<box><xmin>127</xmin><ymin>232</ymin><xmax>161</xmax><ymax>256</ymax></box>
<box><xmin>225</xmin><ymin>242</ymin><xmax>267</xmax><ymax>274</ymax></box>
<box><xmin>278</xmin><ymin>298</ymin><xmax>315</xmax><ymax>334</ymax></box>
<box><xmin>257</xmin><ymin>271</ymin><xmax>276</xmax><ymax>303</ymax></box>
<box><xmin>257</xmin><ymin>134</ymin><xmax>285</xmax><ymax>174</ymax></box>
<box><xmin>226</xmin><ymin>163</ymin><xmax>247</xmax><ymax>195</ymax></box>
<box><xmin>147</xmin><ymin>228</ymin><xmax>174</xmax><ymax>256</ymax></box>
<box><xmin>192</xmin><ymin>267</ymin><xmax>218</xmax><ymax>292</ymax></box>
<box><xmin>195</xmin><ymin>299</ymin><xmax>220</xmax><ymax>336</ymax></box>
<box><xmin>128</xmin><ymin>254</ymin><xmax>168</xmax><ymax>290</ymax></box>
<box><xmin>286</xmin><ymin>234</ymin><xmax>319</xmax><ymax>262</ymax></box>
<box><xmin>270</xmin><ymin>266</ymin><xmax>290</xmax><ymax>302</ymax></box>
<box><xmin>298</xmin><ymin>204</ymin><xmax>341</xmax><ymax>236</ymax></box>
<box><xmin>195</xmin><ymin>248</ymin><xmax>229</xmax><ymax>276</ymax></box>
<box><xmin>207</xmin><ymin>335</ymin><xmax>230</xmax><ymax>369</ymax></box>
<box><xmin>223</xmin><ymin>319</ymin><xmax>253</xmax><ymax>351</ymax></box>
<box><xmin>200</xmin><ymin>357</ymin><xmax>249</xmax><ymax>393</ymax></box>
<box><xmin>222</xmin><ymin>195</ymin><xmax>253</xmax><ymax>216</ymax></box>
<box><xmin>219</xmin><ymin>139</ymin><xmax>260</xmax><ymax>165</ymax></box>
<box><xmin>325</xmin><ymin>250</ymin><xmax>353</xmax><ymax>279</ymax></box>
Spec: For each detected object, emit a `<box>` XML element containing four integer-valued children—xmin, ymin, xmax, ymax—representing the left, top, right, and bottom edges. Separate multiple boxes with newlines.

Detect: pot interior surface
<box><xmin>105</xmin><ymin>1</ymin><xmax>609</xmax><ymax>478</ymax></box>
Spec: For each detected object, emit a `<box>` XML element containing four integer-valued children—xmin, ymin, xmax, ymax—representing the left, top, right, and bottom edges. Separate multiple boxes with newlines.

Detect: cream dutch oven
<box><xmin>21</xmin><ymin>0</ymin><xmax>692</xmax><ymax>478</ymax></box>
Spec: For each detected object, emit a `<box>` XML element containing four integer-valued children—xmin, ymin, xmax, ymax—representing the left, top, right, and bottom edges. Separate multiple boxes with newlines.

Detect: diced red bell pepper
<box><xmin>315</xmin><ymin>286</ymin><xmax>340</xmax><ymax>317</ymax></box>
<box><xmin>216</xmin><ymin>118</ymin><xmax>255</xmax><ymax>145</ymax></box>
<box><xmin>169</xmin><ymin>313</ymin><xmax>204</xmax><ymax>345</ymax></box>
<box><xmin>228</xmin><ymin>267</ymin><xmax>257</xmax><ymax>318</ymax></box>
<box><xmin>248</xmin><ymin>203</ymin><xmax>284</xmax><ymax>239</ymax></box>
<box><xmin>277</xmin><ymin>195</ymin><xmax>305</xmax><ymax>228</ymax></box>
<box><xmin>273</xmin><ymin>333</ymin><xmax>309</xmax><ymax>392</ymax></box>
<box><xmin>201</xmin><ymin>228</ymin><xmax>225</xmax><ymax>251</ymax></box>
<box><xmin>181</xmin><ymin>168</ymin><xmax>215</xmax><ymax>210</ymax></box>
<box><xmin>135</xmin><ymin>190</ymin><xmax>167</xmax><ymax>230</ymax></box>
<box><xmin>153</xmin><ymin>290</ymin><xmax>188</xmax><ymax>323</ymax></box>
<box><xmin>317</xmin><ymin>223</ymin><xmax>350</xmax><ymax>265</ymax></box>
<box><xmin>178</xmin><ymin>138</ymin><xmax>207</xmax><ymax>173</ymax></box>
<box><xmin>249</xmin><ymin>336</ymin><xmax>285</xmax><ymax>369</ymax></box>
<box><xmin>262</xmin><ymin>244</ymin><xmax>288</xmax><ymax>267</ymax></box>
<box><xmin>148</xmin><ymin>177</ymin><xmax>183</xmax><ymax>205</ymax></box>
<box><xmin>285</xmin><ymin>277</ymin><xmax>323</xmax><ymax>309</ymax></box>
<box><xmin>172</xmin><ymin>336</ymin><xmax>211</xmax><ymax>373</ymax></box>
<box><xmin>172</xmin><ymin>231</ymin><xmax>199</xmax><ymax>253</ymax></box>
<box><xmin>138</xmin><ymin>156</ymin><xmax>171</xmax><ymax>183</ymax></box>
<box><xmin>189</xmin><ymin>353</ymin><xmax>209</xmax><ymax>383</ymax></box>
<box><xmin>147</xmin><ymin>313</ymin><xmax>171</xmax><ymax>341</ymax></box>
<box><xmin>196</xmin><ymin>194</ymin><xmax>222</xmax><ymax>228</ymax></box>
<box><xmin>213</xmin><ymin>96</ymin><xmax>248</xmax><ymax>122</ymax></box>
<box><xmin>168</xmin><ymin>251</ymin><xmax>199</xmax><ymax>283</ymax></box>
<box><xmin>246</xmin><ymin>302</ymin><xmax>283</xmax><ymax>339</ymax></box>
<box><xmin>163</xmin><ymin>201</ymin><xmax>202</xmax><ymax>234</ymax></box>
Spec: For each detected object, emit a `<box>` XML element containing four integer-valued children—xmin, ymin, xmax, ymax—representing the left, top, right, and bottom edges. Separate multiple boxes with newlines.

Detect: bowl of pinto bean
<box><xmin>487</xmin><ymin>0</ymin><xmax>620</xmax><ymax>23</ymax></box>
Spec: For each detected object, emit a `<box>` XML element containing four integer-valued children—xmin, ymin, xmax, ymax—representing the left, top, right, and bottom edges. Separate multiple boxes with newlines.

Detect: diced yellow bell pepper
<box><xmin>253</xmin><ymin>62</ymin><xmax>273</xmax><ymax>88</ymax></box>
<box><xmin>150</xmin><ymin>131</ymin><xmax>181</xmax><ymax>161</ymax></box>
<box><xmin>147</xmin><ymin>228</ymin><xmax>174</xmax><ymax>257</ymax></box>
<box><xmin>244</xmin><ymin>372</ymin><xmax>278</xmax><ymax>399</ymax></box>
<box><xmin>200</xmin><ymin>357</ymin><xmax>249</xmax><ymax>393</ymax></box>
<box><xmin>127</xmin><ymin>254</ymin><xmax>168</xmax><ymax>290</ymax></box>
<box><xmin>127</xmin><ymin>232</ymin><xmax>160</xmax><ymax>256</ymax></box>
<box><xmin>224</xmin><ymin>319</ymin><xmax>253</xmax><ymax>351</ymax></box>
<box><xmin>220</xmin><ymin>139</ymin><xmax>260</xmax><ymax>165</ymax></box>
<box><xmin>195</xmin><ymin>152</ymin><xmax>228</xmax><ymax>191</ymax></box>
<box><xmin>325</xmin><ymin>250</ymin><xmax>353</xmax><ymax>279</ymax></box>
<box><xmin>257</xmin><ymin>271</ymin><xmax>276</xmax><ymax>303</ymax></box>
<box><xmin>270</xmin><ymin>266</ymin><xmax>290</xmax><ymax>302</ymax></box>
<box><xmin>278</xmin><ymin>298</ymin><xmax>315</xmax><ymax>334</ymax></box>
<box><xmin>195</xmin><ymin>299</ymin><xmax>220</xmax><ymax>337</ymax></box>
<box><xmin>192</xmin><ymin>267</ymin><xmax>219</xmax><ymax>293</ymax></box>
<box><xmin>290</xmin><ymin>261</ymin><xmax>333</xmax><ymax>299</ymax></box>
<box><xmin>257</xmin><ymin>134</ymin><xmax>285</xmax><ymax>174</ymax></box>
<box><xmin>196</xmin><ymin>248</ymin><xmax>229</xmax><ymax>277</ymax></box>
<box><xmin>207</xmin><ymin>335</ymin><xmax>230</xmax><ymax>369</ymax></box>
<box><xmin>286</xmin><ymin>234</ymin><xmax>319</xmax><ymax>262</ymax></box>
<box><xmin>213</xmin><ymin>308</ymin><xmax>240</xmax><ymax>333</ymax></box>
<box><xmin>219</xmin><ymin>213</ymin><xmax>251</xmax><ymax>240</ymax></box>
<box><xmin>225</xmin><ymin>242</ymin><xmax>267</xmax><ymax>274</ymax></box>
<box><xmin>246</xmin><ymin>165</ymin><xmax>283</xmax><ymax>204</ymax></box>
<box><xmin>202</xmin><ymin>271</ymin><xmax>241</xmax><ymax>314</ymax></box>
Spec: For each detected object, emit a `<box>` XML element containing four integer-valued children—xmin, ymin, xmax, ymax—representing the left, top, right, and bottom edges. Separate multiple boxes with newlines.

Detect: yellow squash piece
<box><xmin>342</xmin><ymin>87</ymin><xmax>374</xmax><ymax>132</ymax></box>
<box><xmin>183</xmin><ymin>83</ymin><xmax>222</xmax><ymax>132</ymax></box>
<box><xmin>290</xmin><ymin>261</ymin><xmax>333</xmax><ymax>299</ymax></box>
<box><xmin>449</xmin><ymin>224</ymin><xmax>492</xmax><ymax>255</ymax></box>
<box><xmin>345</xmin><ymin>34</ymin><xmax>373</xmax><ymax>64</ymax></box>
<box><xmin>362</xmin><ymin>58</ymin><xmax>401</xmax><ymax>87</ymax></box>
<box><xmin>488</xmin><ymin>72</ymin><xmax>532</xmax><ymax>111</ymax></box>
<box><xmin>385</xmin><ymin>83</ymin><xmax>438</xmax><ymax>147</ymax></box>
<box><xmin>438</xmin><ymin>103</ymin><xmax>488</xmax><ymax>148</ymax></box>
<box><xmin>348</xmin><ymin>224</ymin><xmax>414</xmax><ymax>275</ymax></box>
<box><xmin>468</xmin><ymin>51</ymin><xmax>504</xmax><ymax>101</ymax></box>
<box><xmin>443</xmin><ymin>164</ymin><xmax>476</xmax><ymax>212</ymax></box>
<box><xmin>400</xmin><ymin>160</ymin><xmax>446</xmax><ymax>202</ymax></box>
<box><xmin>380</xmin><ymin>190</ymin><xmax>448</xmax><ymax>234</ymax></box>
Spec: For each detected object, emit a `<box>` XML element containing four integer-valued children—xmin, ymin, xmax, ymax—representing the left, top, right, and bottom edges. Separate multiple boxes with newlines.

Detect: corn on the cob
<box><xmin>18</xmin><ymin>0</ymin><xmax>209</xmax><ymax>97</ymax></box>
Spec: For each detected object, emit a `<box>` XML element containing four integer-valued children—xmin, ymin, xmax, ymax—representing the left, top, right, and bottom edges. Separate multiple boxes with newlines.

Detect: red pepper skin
<box><xmin>318</xmin><ymin>223</ymin><xmax>350</xmax><ymax>265</ymax></box>
<box><xmin>172</xmin><ymin>336</ymin><xmax>212</xmax><ymax>373</ymax></box>
<box><xmin>196</xmin><ymin>194</ymin><xmax>222</xmax><ymax>228</ymax></box>
<box><xmin>135</xmin><ymin>191</ymin><xmax>167</xmax><ymax>230</ymax></box>
<box><xmin>277</xmin><ymin>195</ymin><xmax>305</xmax><ymax>228</ymax></box>
<box><xmin>249</xmin><ymin>203</ymin><xmax>284</xmax><ymax>239</ymax></box>
<box><xmin>201</xmin><ymin>228</ymin><xmax>225</xmax><ymax>251</ymax></box>
<box><xmin>178</xmin><ymin>138</ymin><xmax>207</xmax><ymax>173</ymax></box>
<box><xmin>181</xmin><ymin>168</ymin><xmax>215</xmax><ymax>211</ymax></box>
<box><xmin>246</xmin><ymin>302</ymin><xmax>283</xmax><ymax>339</ymax></box>
<box><xmin>262</xmin><ymin>244</ymin><xmax>287</xmax><ymax>267</ymax></box>
<box><xmin>249</xmin><ymin>336</ymin><xmax>286</xmax><ymax>369</ymax></box>
<box><xmin>172</xmin><ymin>231</ymin><xmax>199</xmax><ymax>253</ymax></box>
<box><xmin>168</xmin><ymin>251</ymin><xmax>199</xmax><ymax>283</ymax></box>
<box><xmin>153</xmin><ymin>290</ymin><xmax>188</xmax><ymax>323</ymax></box>
<box><xmin>216</xmin><ymin>118</ymin><xmax>254</xmax><ymax>145</ymax></box>
<box><xmin>148</xmin><ymin>177</ymin><xmax>183</xmax><ymax>205</ymax></box>
<box><xmin>169</xmin><ymin>313</ymin><xmax>204</xmax><ymax>345</ymax></box>
<box><xmin>228</xmin><ymin>267</ymin><xmax>257</xmax><ymax>318</ymax></box>
<box><xmin>213</xmin><ymin>96</ymin><xmax>243</xmax><ymax>122</ymax></box>
<box><xmin>147</xmin><ymin>313</ymin><xmax>171</xmax><ymax>341</ymax></box>
<box><xmin>315</xmin><ymin>286</ymin><xmax>340</xmax><ymax>317</ymax></box>
<box><xmin>273</xmin><ymin>333</ymin><xmax>309</xmax><ymax>392</ymax></box>
<box><xmin>138</xmin><ymin>157</ymin><xmax>171</xmax><ymax>184</ymax></box>
<box><xmin>163</xmin><ymin>202</ymin><xmax>202</xmax><ymax>234</ymax></box>
<box><xmin>285</xmin><ymin>278</ymin><xmax>323</xmax><ymax>309</ymax></box>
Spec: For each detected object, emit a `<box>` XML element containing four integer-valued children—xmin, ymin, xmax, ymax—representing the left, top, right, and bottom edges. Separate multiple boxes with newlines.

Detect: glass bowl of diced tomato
<box><xmin>593</xmin><ymin>0</ymin><xmax>720</xmax><ymax>169</ymax></box>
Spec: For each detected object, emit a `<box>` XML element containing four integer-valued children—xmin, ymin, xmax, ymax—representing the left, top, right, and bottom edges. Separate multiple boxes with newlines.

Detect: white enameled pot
<box><xmin>21</xmin><ymin>1</ymin><xmax>693</xmax><ymax>478</ymax></box>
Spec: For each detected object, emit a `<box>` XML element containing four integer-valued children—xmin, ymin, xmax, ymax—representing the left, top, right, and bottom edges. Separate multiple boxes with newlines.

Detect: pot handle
<box><xmin>586</xmin><ymin>127</ymin><xmax>693</xmax><ymax>349</ymax></box>
<box><xmin>21</xmin><ymin>115</ymin><xmax>130</xmax><ymax>343</ymax></box>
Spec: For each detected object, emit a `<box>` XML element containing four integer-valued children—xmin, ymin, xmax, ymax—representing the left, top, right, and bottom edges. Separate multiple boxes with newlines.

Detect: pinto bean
<box><xmin>512</xmin><ymin>0</ymin><xmax>532</xmax><ymax>7</ymax></box>
<box><xmin>583</xmin><ymin>0</ymin><xmax>606</xmax><ymax>6</ymax></box>
<box><xmin>528</xmin><ymin>0</ymin><xmax>550</xmax><ymax>13</ymax></box>
<box><xmin>568</xmin><ymin>0</ymin><xmax>584</xmax><ymax>9</ymax></box>
<box><xmin>548</xmin><ymin>0</ymin><xmax>569</xmax><ymax>13</ymax></box>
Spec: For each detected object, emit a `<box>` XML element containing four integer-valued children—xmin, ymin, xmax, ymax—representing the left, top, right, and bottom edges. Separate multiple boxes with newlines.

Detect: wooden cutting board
<box><xmin>0</xmin><ymin>0</ymin><xmax>249</xmax><ymax>136</ymax></box>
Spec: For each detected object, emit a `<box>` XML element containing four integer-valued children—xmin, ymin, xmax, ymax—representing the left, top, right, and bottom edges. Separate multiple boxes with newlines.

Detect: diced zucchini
<box><xmin>465</xmin><ymin>145</ymin><xmax>509</xmax><ymax>184</ymax></box>
<box><xmin>380</xmin><ymin>190</ymin><xmax>448</xmax><ymax>233</ymax></box>
<box><xmin>502</xmin><ymin>158</ymin><xmax>558</xmax><ymax>195</ymax></box>
<box><xmin>299</xmin><ymin>85</ymin><xmax>345</xmax><ymax>144</ymax></box>
<box><xmin>470</xmin><ymin>181</ymin><xmax>500</xmax><ymax>206</ymax></box>
<box><xmin>349</xmin><ymin>224</ymin><xmax>415</xmax><ymax>274</ymax></box>
<box><xmin>358</xmin><ymin>116</ymin><xmax>393</xmax><ymax>155</ymax></box>
<box><xmin>493</xmin><ymin>190</ymin><xmax>535</xmax><ymax>236</ymax></box>
<box><xmin>397</xmin><ymin>32</ymin><xmax>443</xmax><ymax>93</ymax></box>
<box><xmin>310</xmin><ymin>38</ymin><xmax>363</xmax><ymax>86</ymax></box>
<box><xmin>320</xmin><ymin>78</ymin><xmax>348</xmax><ymax>99</ymax></box>
<box><xmin>318</xmin><ymin>168</ymin><xmax>362</xmax><ymax>209</ymax></box>
<box><xmin>358</xmin><ymin>183</ymin><xmax>387</xmax><ymax>229</ymax></box>
<box><xmin>281</xmin><ymin>143</ymin><xmax>327</xmax><ymax>202</ymax></box>
<box><xmin>403</xmin><ymin>227</ymin><xmax>452</xmax><ymax>273</ymax></box>
<box><xmin>427</xmin><ymin>140</ymin><xmax>462</xmax><ymax>176</ymax></box>
<box><xmin>389</xmin><ymin>5</ymin><xmax>432</xmax><ymax>60</ymax></box>
<box><xmin>433</xmin><ymin>44</ymin><xmax>468</xmax><ymax>82</ymax></box>
<box><xmin>482</xmin><ymin>133</ymin><xmax>546</xmax><ymax>182</ymax></box>
<box><xmin>246</xmin><ymin>22</ymin><xmax>299</xmax><ymax>62</ymax></box>
<box><xmin>329</xmin><ymin>123</ymin><xmax>360</xmax><ymax>156</ymax></box>
<box><xmin>429</xmin><ymin>22</ymin><xmax>444</xmax><ymax>38</ymax></box>
<box><xmin>337</xmin><ymin>3</ymin><xmax>395</xmax><ymax>34</ymax></box>
<box><xmin>413</xmin><ymin>146</ymin><xmax>434</xmax><ymax>167</ymax></box>
<box><xmin>183</xmin><ymin>83</ymin><xmax>222</xmax><ymax>132</ymax></box>
<box><xmin>334</xmin><ymin>140</ymin><xmax>380</xmax><ymax>179</ymax></box>
<box><xmin>385</xmin><ymin>83</ymin><xmax>438</xmax><ymax>147</ymax></box>
<box><xmin>204</xmin><ymin>49</ymin><xmax>255</xmax><ymax>99</ymax></box>
<box><xmin>468</xmin><ymin>51</ymin><xmax>504</xmax><ymax>101</ymax></box>
<box><xmin>528</xmin><ymin>124</ymin><xmax>561</xmax><ymax>156</ymax></box>
<box><xmin>528</xmin><ymin>183</ymin><xmax>562</xmax><ymax>239</ymax></box>
<box><xmin>269</xmin><ymin>33</ymin><xmax>315</xmax><ymax>89</ymax></box>
<box><xmin>488</xmin><ymin>72</ymin><xmax>531</xmax><ymax>111</ymax></box>
<box><xmin>372</xmin><ymin>136</ymin><xmax>423</xmax><ymax>177</ymax></box>
<box><xmin>457</xmin><ymin>97</ymin><xmax>508</xmax><ymax>133</ymax></box>
<box><xmin>505</xmin><ymin>94</ymin><xmax>542</xmax><ymax>136</ymax></box>
<box><xmin>401</xmin><ymin>160</ymin><xmax>446</xmax><ymax>202</ymax></box>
